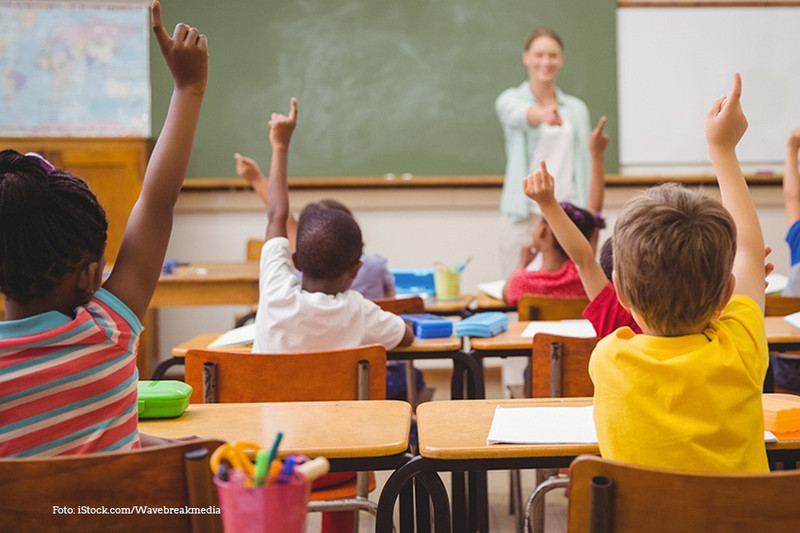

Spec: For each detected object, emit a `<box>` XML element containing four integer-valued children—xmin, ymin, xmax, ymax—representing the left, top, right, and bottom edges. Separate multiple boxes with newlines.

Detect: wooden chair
<box><xmin>246</xmin><ymin>238</ymin><xmax>265</xmax><ymax>262</ymax></box>
<box><xmin>0</xmin><ymin>439</ymin><xmax>224</xmax><ymax>533</ymax></box>
<box><xmin>510</xmin><ymin>333</ymin><xmax>599</xmax><ymax>533</ymax></box>
<box><xmin>526</xmin><ymin>454</ymin><xmax>800</xmax><ymax>533</ymax></box>
<box><xmin>517</xmin><ymin>294</ymin><xmax>590</xmax><ymax>321</ymax></box>
<box><xmin>184</xmin><ymin>345</ymin><xmax>387</xmax><ymax>527</ymax></box>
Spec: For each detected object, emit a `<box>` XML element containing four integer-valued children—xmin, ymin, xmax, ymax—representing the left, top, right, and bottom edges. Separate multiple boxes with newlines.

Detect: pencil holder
<box><xmin>434</xmin><ymin>270</ymin><xmax>460</xmax><ymax>300</ymax></box>
<box><xmin>215</xmin><ymin>471</ymin><xmax>309</xmax><ymax>533</ymax></box>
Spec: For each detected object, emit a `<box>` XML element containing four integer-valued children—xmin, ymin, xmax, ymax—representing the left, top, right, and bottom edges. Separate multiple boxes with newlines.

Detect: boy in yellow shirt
<box><xmin>589</xmin><ymin>74</ymin><xmax>769</xmax><ymax>473</ymax></box>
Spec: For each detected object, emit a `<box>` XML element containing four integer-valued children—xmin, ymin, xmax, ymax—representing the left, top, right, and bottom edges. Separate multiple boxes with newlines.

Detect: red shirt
<box><xmin>582</xmin><ymin>282</ymin><xmax>641</xmax><ymax>337</ymax></box>
<box><xmin>505</xmin><ymin>260</ymin><xmax>586</xmax><ymax>306</ymax></box>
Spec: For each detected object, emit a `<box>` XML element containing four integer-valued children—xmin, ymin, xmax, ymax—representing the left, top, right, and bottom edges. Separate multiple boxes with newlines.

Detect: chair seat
<box><xmin>310</xmin><ymin>471</ymin><xmax>376</xmax><ymax>501</ymax></box>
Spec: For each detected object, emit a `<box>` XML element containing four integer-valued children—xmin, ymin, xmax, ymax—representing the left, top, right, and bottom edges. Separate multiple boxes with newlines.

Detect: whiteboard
<box><xmin>617</xmin><ymin>7</ymin><xmax>800</xmax><ymax>169</ymax></box>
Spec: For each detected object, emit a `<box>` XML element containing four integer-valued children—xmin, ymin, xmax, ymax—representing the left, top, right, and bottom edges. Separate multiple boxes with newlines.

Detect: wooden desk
<box><xmin>140</xmin><ymin>400</ymin><xmax>411</xmax><ymax>460</ymax></box>
<box><xmin>375</xmin><ymin>396</ymin><xmax>800</xmax><ymax>533</ymax></box>
<box><xmin>162</xmin><ymin>332</ymin><xmax>485</xmax><ymax>400</ymax></box>
<box><xmin>140</xmin><ymin>400</ymin><xmax>451</xmax><ymax>531</ymax></box>
<box><xmin>424</xmin><ymin>294</ymin><xmax>475</xmax><ymax>317</ymax></box>
<box><xmin>140</xmin><ymin>261</ymin><xmax>259</xmax><ymax>378</ymax></box>
<box><xmin>473</xmin><ymin>294</ymin><xmax>515</xmax><ymax>313</ymax></box>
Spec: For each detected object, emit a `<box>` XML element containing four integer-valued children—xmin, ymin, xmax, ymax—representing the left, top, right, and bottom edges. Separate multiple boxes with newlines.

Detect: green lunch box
<box><xmin>137</xmin><ymin>380</ymin><xmax>193</xmax><ymax>419</ymax></box>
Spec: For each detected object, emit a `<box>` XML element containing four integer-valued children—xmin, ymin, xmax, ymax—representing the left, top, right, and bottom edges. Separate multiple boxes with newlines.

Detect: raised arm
<box><xmin>524</xmin><ymin>161</ymin><xmax>608</xmax><ymax>299</ymax></box>
<box><xmin>265</xmin><ymin>97</ymin><xmax>298</xmax><ymax>241</ymax></box>
<box><xmin>235</xmin><ymin>152</ymin><xmax>298</xmax><ymax>249</ymax></box>
<box><xmin>706</xmin><ymin>73</ymin><xmax>764</xmax><ymax>310</ymax></box>
<box><xmin>104</xmin><ymin>0</ymin><xmax>207</xmax><ymax>319</ymax></box>
<box><xmin>587</xmin><ymin>116</ymin><xmax>608</xmax><ymax>214</ymax></box>
<box><xmin>784</xmin><ymin>128</ymin><xmax>800</xmax><ymax>227</ymax></box>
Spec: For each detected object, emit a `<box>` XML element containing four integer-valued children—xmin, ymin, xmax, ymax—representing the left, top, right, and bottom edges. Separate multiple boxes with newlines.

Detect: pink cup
<box><xmin>215</xmin><ymin>470</ymin><xmax>310</xmax><ymax>533</ymax></box>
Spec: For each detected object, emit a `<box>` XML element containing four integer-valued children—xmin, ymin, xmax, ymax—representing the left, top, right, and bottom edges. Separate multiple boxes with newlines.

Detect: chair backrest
<box><xmin>371</xmin><ymin>296</ymin><xmax>425</xmax><ymax>315</ymax></box>
<box><xmin>567</xmin><ymin>454</ymin><xmax>800</xmax><ymax>533</ymax></box>
<box><xmin>185</xmin><ymin>345</ymin><xmax>387</xmax><ymax>403</ymax></box>
<box><xmin>531</xmin><ymin>333</ymin><xmax>598</xmax><ymax>398</ymax></box>
<box><xmin>246</xmin><ymin>238</ymin><xmax>265</xmax><ymax>261</ymax></box>
<box><xmin>0</xmin><ymin>439</ymin><xmax>224</xmax><ymax>533</ymax></box>
<box><xmin>765</xmin><ymin>294</ymin><xmax>800</xmax><ymax>317</ymax></box>
<box><xmin>518</xmin><ymin>295</ymin><xmax>590</xmax><ymax>321</ymax></box>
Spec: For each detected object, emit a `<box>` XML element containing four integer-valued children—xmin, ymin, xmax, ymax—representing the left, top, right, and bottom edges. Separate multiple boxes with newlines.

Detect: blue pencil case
<box><xmin>454</xmin><ymin>312</ymin><xmax>509</xmax><ymax>337</ymax></box>
<box><xmin>400</xmin><ymin>313</ymin><xmax>454</xmax><ymax>339</ymax></box>
<box><xmin>137</xmin><ymin>380</ymin><xmax>193</xmax><ymax>419</ymax></box>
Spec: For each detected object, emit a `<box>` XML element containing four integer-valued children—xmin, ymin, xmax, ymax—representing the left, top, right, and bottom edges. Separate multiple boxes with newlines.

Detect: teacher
<box><xmin>495</xmin><ymin>28</ymin><xmax>591</xmax><ymax>277</ymax></box>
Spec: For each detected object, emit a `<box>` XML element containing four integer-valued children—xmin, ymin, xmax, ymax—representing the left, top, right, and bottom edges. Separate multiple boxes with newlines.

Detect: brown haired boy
<box><xmin>589</xmin><ymin>74</ymin><xmax>769</xmax><ymax>473</ymax></box>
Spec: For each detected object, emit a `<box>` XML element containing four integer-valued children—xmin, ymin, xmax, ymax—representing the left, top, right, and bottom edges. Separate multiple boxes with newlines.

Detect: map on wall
<box><xmin>0</xmin><ymin>1</ymin><xmax>149</xmax><ymax>137</ymax></box>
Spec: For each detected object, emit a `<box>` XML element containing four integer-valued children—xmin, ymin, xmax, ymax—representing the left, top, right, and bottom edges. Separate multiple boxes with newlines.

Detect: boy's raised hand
<box><xmin>523</xmin><ymin>160</ymin><xmax>557</xmax><ymax>207</ymax></box>
<box><xmin>269</xmin><ymin>97</ymin><xmax>298</xmax><ymax>149</ymax></box>
<box><xmin>151</xmin><ymin>0</ymin><xmax>208</xmax><ymax>93</ymax></box>
<box><xmin>706</xmin><ymin>73</ymin><xmax>747</xmax><ymax>150</ymax></box>
<box><xmin>235</xmin><ymin>153</ymin><xmax>263</xmax><ymax>184</ymax></box>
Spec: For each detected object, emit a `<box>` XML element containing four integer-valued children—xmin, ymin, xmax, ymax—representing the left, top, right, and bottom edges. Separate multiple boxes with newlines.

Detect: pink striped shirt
<box><xmin>0</xmin><ymin>289</ymin><xmax>142</xmax><ymax>457</ymax></box>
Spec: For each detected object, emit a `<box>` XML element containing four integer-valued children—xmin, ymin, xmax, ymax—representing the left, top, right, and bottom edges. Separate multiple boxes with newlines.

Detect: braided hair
<box><xmin>0</xmin><ymin>150</ymin><xmax>107</xmax><ymax>304</ymax></box>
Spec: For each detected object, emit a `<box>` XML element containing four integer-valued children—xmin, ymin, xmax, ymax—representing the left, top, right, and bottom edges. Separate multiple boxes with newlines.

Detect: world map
<box><xmin>0</xmin><ymin>2</ymin><xmax>149</xmax><ymax>137</ymax></box>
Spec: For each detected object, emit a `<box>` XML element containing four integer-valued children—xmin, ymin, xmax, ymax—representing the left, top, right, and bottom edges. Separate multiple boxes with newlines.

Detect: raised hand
<box><xmin>269</xmin><ymin>97</ymin><xmax>298</xmax><ymax>149</ymax></box>
<box><xmin>590</xmin><ymin>116</ymin><xmax>609</xmax><ymax>157</ymax></box>
<box><xmin>523</xmin><ymin>160</ymin><xmax>557</xmax><ymax>207</ymax></box>
<box><xmin>151</xmin><ymin>0</ymin><xmax>208</xmax><ymax>93</ymax></box>
<box><xmin>706</xmin><ymin>73</ymin><xmax>747</xmax><ymax>150</ymax></box>
<box><xmin>788</xmin><ymin>128</ymin><xmax>800</xmax><ymax>153</ymax></box>
<box><xmin>234</xmin><ymin>153</ymin><xmax>263</xmax><ymax>184</ymax></box>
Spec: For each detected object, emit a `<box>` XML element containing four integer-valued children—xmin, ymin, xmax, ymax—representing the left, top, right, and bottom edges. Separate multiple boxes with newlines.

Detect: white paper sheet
<box><xmin>487</xmin><ymin>405</ymin><xmax>598</xmax><ymax>445</ymax></box>
<box><xmin>477</xmin><ymin>280</ymin><xmax>506</xmax><ymax>301</ymax></box>
<box><xmin>486</xmin><ymin>406</ymin><xmax>779</xmax><ymax>445</ymax></box>
<box><xmin>766</xmin><ymin>273</ymin><xmax>789</xmax><ymax>294</ymax></box>
<box><xmin>520</xmin><ymin>320</ymin><xmax>596</xmax><ymax>339</ymax></box>
<box><xmin>784</xmin><ymin>311</ymin><xmax>800</xmax><ymax>329</ymax></box>
<box><xmin>207</xmin><ymin>323</ymin><xmax>256</xmax><ymax>348</ymax></box>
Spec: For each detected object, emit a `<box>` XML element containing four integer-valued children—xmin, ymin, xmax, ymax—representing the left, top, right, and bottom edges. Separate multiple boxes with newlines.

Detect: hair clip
<box><xmin>25</xmin><ymin>152</ymin><xmax>55</xmax><ymax>174</ymax></box>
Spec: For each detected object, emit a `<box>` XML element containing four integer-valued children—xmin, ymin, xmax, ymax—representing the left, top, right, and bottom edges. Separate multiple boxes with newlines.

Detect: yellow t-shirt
<box><xmin>588</xmin><ymin>294</ymin><xmax>769</xmax><ymax>473</ymax></box>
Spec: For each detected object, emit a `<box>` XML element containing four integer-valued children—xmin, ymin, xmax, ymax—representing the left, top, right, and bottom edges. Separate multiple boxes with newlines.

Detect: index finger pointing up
<box><xmin>151</xmin><ymin>0</ymin><xmax>171</xmax><ymax>50</ymax></box>
<box><xmin>595</xmin><ymin>115</ymin><xmax>607</xmax><ymax>133</ymax></box>
<box><xmin>289</xmin><ymin>97</ymin><xmax>298</xmax><ymax>122</ymax></box>
<box><xmin>728</xmin><ymin>72</ymin><xmax>742</xmax><ymax>104</ymax></box>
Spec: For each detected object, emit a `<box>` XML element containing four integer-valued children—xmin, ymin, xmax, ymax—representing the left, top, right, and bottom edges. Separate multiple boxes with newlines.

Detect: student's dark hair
<box><xmin>546</xmin><ymin>202</ymin><xmax>603</xmax><ymax>258</ymax></box>
<box><xmin>0</xmin><ymin>150</ymin><xmax>107</xmax><ymax>303</ymax></box>
<box><xmin>599</xmin><ymin>237</ymin><xmax>613</xmax><ymax>281</ymax></box>
<box><xmin>300</xmin><ymin>198</ymin><xmax>353</xmax><ymax>218</ymax></box>
<box><xmin>295</xmin><ymin>208</ymin><xmax>363</xmax><ymax>280</ymax></box>
<box><xmin>525</xmin><ymin>27</ymin><xmax>564</xmax><ymax>52</ymax></box>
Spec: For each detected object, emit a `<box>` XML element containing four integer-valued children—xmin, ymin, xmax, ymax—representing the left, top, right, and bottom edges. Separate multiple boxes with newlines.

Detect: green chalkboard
<box><xmin>150</xmin><ymin>0</ymin><xmax>617</xmax><ymax>178</ymax></box>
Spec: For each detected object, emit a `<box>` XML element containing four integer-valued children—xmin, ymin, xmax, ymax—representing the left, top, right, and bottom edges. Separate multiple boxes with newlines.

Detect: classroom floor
<box><xmin>305</xmin><ymin>367</ymin><xmax>569</xmax><ymax>533</ymax></box>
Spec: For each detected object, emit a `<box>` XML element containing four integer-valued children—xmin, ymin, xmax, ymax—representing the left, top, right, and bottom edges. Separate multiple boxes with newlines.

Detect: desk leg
<box><xmin>376</xmin><ymin>457</ymin><xmax>451</xmax><ymax>533</ymax></box>
<box><xmin>452</xmin><ymin>470</ymin><xmax>467</xmax><ymax>532</ymax></box>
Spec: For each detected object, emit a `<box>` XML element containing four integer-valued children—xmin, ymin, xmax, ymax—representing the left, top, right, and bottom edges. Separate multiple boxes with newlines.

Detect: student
<box><xmin>502</xmin><ymin>118</ymin><xmax>608</xmax><ymax>307</ymax></box>
<box><xmin>252</xmin><ymin>97</ymin><xmax>412</xmax><ymax>352</ymax></box>
<box><xmin>590</xmin><ymin>74</ymin><xmax>769</xmax><ymax>473</ymax></box>
<box><xmin>0</xmin><ymin>0</ymin><xmax>207</xmax><ymax>456</ymax></box>
<box><xmin>523</xmin><ymin>117</ymin><xmax>641</xmax><ymax>337</ymax></box>
<box><xmin>254</xmin><ymin>97</ymin><xmax>412</xmax><ymax>532</ymax></box>
<box><xmin>774</xmin><ymin>127</ymin><xmax>800</xmax><ymax>392</ymax></box>
<box><xmin>235</xmin><ymin>153</ymin><xmax>396</xmax><ymax>299</ymax></box>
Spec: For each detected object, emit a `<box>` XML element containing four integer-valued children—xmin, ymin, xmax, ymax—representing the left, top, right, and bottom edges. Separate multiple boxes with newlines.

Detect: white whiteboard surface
<box><xmin>617</xmin><ymin>7</ymin><xmax>800</xmax><ymax>169</ymax></box>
